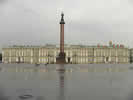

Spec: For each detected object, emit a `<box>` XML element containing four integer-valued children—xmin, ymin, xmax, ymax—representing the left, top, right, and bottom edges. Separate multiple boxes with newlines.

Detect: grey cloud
<box><xmin>0</xmin><ymin>0</ymin><xmax>133</xmax><ymax>48</ymax></box>
<box><xmin>0</xmin><ymin>0</ymin><xmax>8</xmax><ymax>3</ymax></box>
<box><xmin>128</xmin><ymin>0</ymin><xmax>133</xmax><ymax>4</ymax></box>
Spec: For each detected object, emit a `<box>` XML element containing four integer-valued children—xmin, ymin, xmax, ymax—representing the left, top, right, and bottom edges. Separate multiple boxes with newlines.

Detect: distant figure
<box><xmin>35</xmin><ymin>63</ymin><xmax>40</xmax><ymax>67</ymax></box>
<box><xmin>45</xmin><ymin>63</ymin><xmax>48</xmax><ymax>66</ymax></box>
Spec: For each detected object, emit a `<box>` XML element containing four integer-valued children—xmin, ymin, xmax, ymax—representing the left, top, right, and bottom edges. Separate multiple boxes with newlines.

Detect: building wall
<box><xmin>2</xmin><ymin>46</ymin><xmax>130</xmax><ymax>64</ymax></box>
<box><xmin>93</xmin><ymin>48</ymin><xmax>129</xmax><ymax>64</ymax></box>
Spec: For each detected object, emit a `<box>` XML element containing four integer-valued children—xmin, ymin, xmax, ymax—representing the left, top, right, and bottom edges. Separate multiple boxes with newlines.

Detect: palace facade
<box><xmin>2</xmin><ymin>42</ymin><xmax>129</xmax><ymax>64</ymax></box>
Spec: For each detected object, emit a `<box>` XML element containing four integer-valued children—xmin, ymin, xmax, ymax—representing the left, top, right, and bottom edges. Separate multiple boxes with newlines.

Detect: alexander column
<box><xmin>56</xmin><ymin>13</ymin><xmax>66</xmax><ymax>64</ymax></box>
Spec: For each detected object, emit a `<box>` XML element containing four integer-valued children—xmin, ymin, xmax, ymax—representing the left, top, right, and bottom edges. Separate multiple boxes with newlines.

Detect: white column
<box><xmin>116</xmin><ymin>51</ymin><xmax>117</xmax><ymax>56</ymax></box>
<box><xmin>39</xmin><ymin>50</ymin><xmax>40</xmax><ymax>57</ymax></box>
<box><xmin>9</xmin><ymin>50</ymin><xmax>11</xmax><ymax>57</ymax></box>
<box><xmin>39</xmin><ymin>58</ymin><xmax>40</xmax><ymax>63</ymax></box>
<box><xmin>116</xmin><ymin>57</ymin><xmax>118</xmax><ymax>63</ymax></box>
<box><xmin>9</xmin><ymin>57</ymin><xmax>11</xmax><ymax>63</ymax></box>
<box><xmin>16</xmin><ymin>57</ymin><xmax>18</xmax><ymax>62</ymax></box>
<box><xmin>110</xmin><ymin>49</ymin><xmax>111</xmax><ymax>56</ymax></box>
<box><xmin>2</xmin><ymin>51</ymin><xmax>4</xmax><ymax>63</ymax></box>
<box><xmin>31</xmin><ymin>58</ymin><xmax>33</xmax><ymax>64</ymax></box>
<box><xmin>2</xmin><ymin>51</ymin><xmax>4</xmax><ymax>57</ymax></box>
<box><xmin>94</xmin><ymin>51</ymin><xmax>96</xmax><ymax>56</ymax></box>
<box><xmin>104</xmin><ymin>50</ymin><xmax>105</xmax><ymax>56</ymax></box>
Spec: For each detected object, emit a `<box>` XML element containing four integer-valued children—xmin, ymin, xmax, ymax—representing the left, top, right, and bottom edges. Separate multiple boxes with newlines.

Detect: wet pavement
<box><xmin>0</xmin><ymin>64</ymin><xmax>132</xmax><ymax>100</ymax></box>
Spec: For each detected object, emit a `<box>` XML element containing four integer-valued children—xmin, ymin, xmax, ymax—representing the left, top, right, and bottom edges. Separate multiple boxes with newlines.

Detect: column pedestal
<box><xmin>56</xmin><ymin>52</ymin><xmax>66</xmax><ymax>64</ymax></box>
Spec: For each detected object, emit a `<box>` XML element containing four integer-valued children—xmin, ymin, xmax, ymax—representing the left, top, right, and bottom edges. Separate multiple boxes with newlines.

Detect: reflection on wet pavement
<box><xmin>0</xmin><ymin>64</ymin><xmax>132</xmax><ymax>100</ymax></box>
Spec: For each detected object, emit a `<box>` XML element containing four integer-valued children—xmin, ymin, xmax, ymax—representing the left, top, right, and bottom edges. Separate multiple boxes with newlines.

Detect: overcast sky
<box><xmin>0</xmin><ymin>0</ymin><xmax>133</xmax><ymax>48</ymax></box>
